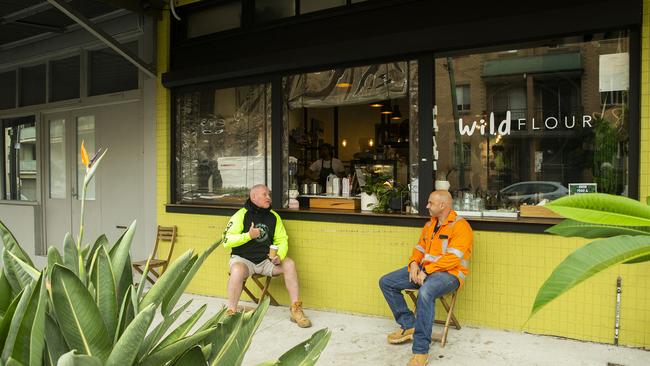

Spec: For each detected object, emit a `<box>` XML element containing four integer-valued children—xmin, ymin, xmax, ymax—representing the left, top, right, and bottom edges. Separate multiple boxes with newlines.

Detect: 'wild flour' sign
<box><xmin>458</xmin><ymin>111</ymin><xmax>594</xmax><ymax>136</ymax></box>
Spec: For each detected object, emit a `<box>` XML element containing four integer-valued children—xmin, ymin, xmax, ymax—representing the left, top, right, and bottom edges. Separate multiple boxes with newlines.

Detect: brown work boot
<box><xmin>406</xmin><ymin>353</ymin><xmax>428</xmax><ymax>366</ymax></box>
<box><xmin>387</xmin><ymin>327</ymin><xmax>414</xmax><ymax>344</ymax></box>
<box><xmin>290</xmin><ymin>301</ymin><xmax>312</xmax><ymax>328</ymax></box>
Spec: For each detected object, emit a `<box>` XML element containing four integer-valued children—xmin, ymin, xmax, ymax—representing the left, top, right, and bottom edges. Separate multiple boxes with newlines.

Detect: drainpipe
<box><xmin>614</xmin><ymin>275</ymin><xmax>622</xmax><ymax>346</ymax></box>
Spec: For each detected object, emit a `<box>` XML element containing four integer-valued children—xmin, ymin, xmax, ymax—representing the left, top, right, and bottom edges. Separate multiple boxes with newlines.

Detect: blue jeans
<box><xmin>379</xmin><ymin>267</ymin><xmax>459</xmax><ymax>354</ymax></box>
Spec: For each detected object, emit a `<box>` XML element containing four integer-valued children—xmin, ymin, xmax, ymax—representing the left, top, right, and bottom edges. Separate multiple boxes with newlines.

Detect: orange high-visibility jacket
<box><xmin>408</xmin><ymin>211</ymin><xmax>473</xmax><ymax>286</ymax></box>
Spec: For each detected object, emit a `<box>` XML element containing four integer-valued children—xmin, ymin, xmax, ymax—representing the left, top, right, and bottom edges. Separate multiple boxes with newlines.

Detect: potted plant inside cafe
<box><xmin>360</xmin><ymin>171</ymin><xmax>392</xmax><ymax>212</ymax></box>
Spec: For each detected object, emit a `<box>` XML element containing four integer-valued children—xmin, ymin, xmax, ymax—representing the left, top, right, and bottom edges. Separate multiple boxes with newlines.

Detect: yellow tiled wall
<box><xmin>155</xmin><ymin>1</ymin><xmax>650</xmax><ymax>348</ymax></box>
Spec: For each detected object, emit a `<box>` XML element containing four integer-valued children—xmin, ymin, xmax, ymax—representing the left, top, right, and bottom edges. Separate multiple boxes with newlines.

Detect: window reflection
<box><xmin>283</xmin><ymin>61</ymin><xmax>418</xmax><ymax>213</ymax></box>
<box><xmin>435</xmin><ymin>31</ymin><xmax>629</xmax><ymax>216</ymax></box>
<box><xmin>3</xmin><ymin>117</ymin><xmax>37</xmax><ymax>201</ymax></box>
<box><xmin>175</xmin><ymin>83</ymin><xmax>272</xmax><ymax>205</ymax></box>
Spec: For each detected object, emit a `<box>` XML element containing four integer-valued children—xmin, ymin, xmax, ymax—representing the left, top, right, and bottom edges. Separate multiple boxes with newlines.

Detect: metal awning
<box><xmin>0</xmin><ymin>0</ymin><xmax>165</xmax><ymax>77</ymax></box>
<box><xmin>482</xmin><ymin>52</ymin><xmax>582</xmax><ymax>77</ymax></box>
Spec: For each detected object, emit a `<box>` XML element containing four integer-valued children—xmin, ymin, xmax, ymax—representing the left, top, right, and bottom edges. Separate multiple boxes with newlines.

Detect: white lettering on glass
<box><xmin>458</xmin><ymin>111</ymin><xmax>595</xmax><ymax>136</ymax></box>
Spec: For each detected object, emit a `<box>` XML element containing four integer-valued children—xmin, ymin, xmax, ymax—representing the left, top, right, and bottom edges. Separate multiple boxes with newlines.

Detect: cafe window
<box><xmin>282</xmin><ymin>61</ymin><xmax>420</xmax><ymax>213</ymax></box>
<box><xmin>434</xmin><ymin>31</ymin><xmax>630</xmax><ymax>218</ymax></box>
<box><xmin>2</xmin><ymin>116</ymin><xmax>37</xmax><ymax>201</ymax></box>
<box><xmin>174</xmin><ymin>83</ymin><xmax>272</xmax><ymax>205</ymax></box>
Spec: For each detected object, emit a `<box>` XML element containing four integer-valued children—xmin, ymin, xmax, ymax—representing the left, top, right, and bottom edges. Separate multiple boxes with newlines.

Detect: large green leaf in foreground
<box><xmin>50</xmin><ymin>265</ymin><xmax>111</xmax><ymax>361</ymax></box>
<box><xmin>546</xmin><ymin>219</ymin><xmax>650</xmax><ymax>238</ymax></box>
<box><xmin>530</xmin><ymin>235</ymin><xmax>650</xmax><ymax>317</ymax></box>
<box><xmin>546</xmin><ymin>193</ymin><xmax>650</xmax><ymax>226</ymax></box>
<box><xmin>268</xmin><ymin>328</ymin><xmax>332</xmax><ymax>366</ymax></box>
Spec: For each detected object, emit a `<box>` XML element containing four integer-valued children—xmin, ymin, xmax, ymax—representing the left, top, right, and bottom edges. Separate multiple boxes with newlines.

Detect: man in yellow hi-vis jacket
<box><xmin>222</xmin><ymin>184</ymin><xmax>311</xmax><ymax>327</ymax></box>
<box><xmin>379</xmin><ymin>190</ymin><xmax>473</xmax><ymax>366</ymax></box>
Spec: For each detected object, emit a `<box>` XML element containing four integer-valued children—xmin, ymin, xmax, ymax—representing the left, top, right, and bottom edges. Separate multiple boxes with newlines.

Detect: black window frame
<box><xmin>165</xmin><ymin>0</ymin><xmax>641</xmax><ymax>233</ymax></box>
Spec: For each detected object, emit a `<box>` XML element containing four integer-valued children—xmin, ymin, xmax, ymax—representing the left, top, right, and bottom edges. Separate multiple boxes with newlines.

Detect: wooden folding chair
<box><xmin>132</xmin><ymin>225</ymin><xmax>177</xmax><ymax>284</ymax></box>
<box><xmin>404</xmin><ymin>289</ymin><xmax>461</xmax><ymax>348</ymax></box>
<box><xmin>232</xmin><ymin>272</ymin><xmax>280</xmax><ymax>306</ymax></box>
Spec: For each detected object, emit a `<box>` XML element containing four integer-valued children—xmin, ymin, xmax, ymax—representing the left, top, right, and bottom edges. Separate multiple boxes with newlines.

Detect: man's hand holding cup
<box><xmin>269</xmin><ymin>245</ymin><xmax>280</xmax><ymax>265</ymax></box>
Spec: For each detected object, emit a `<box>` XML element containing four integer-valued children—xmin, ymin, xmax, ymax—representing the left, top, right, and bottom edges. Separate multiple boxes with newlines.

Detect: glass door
<box><xmin>44</xmin><ymin>112</ymin><xmax>100</xmax><ymax>250</ymax></box>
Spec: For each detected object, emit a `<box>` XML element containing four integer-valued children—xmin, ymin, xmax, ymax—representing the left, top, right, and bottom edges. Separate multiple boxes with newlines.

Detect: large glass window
<box><xmin>0</xmin><ymin>71</ymin><xmax>16</xmax><ymax>110</ymax></box>
<box><xmin>174</xmin><ymin>83</ymin><xmax>272</xmax><ymax>205</ymax></box>
<box><xmin>50</xmin><ymin>56</ymin><xmax>80</xmax><ymax>102</ymax></box>
<box><xmin>434</xmin><ymin>31</ymin><xmax>630</xmax><ymax>217</ymax></box>
<box><xmin>283</xmin><ymin>61</ymin><xmax>419</xmax><ymax>213</ymax></box>
<box><xmin>19</xmin><ymin>64</ymin><xmax>46</xmax><ymax>107</ymax></box>
<box><xmin>88</xmin><ymin>42</ymin><xmax>139</xmax><ymax>96</ymax></box>
<box><xmin>2</xmin><ymin>116</ymin><xmax>37</xmax><ymax>201</ymax></box>
<box><xmin>49</xmin><ymin>119</ymin><xmax>66</xmax><ymax>199</ymax></box>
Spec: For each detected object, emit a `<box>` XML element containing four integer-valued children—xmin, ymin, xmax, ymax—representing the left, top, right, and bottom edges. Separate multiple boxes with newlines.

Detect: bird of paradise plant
<box><xmin>0</xmin><ymin>145</ymin><xmax>330</xmax><ymax>365</ymax></box>
<box><xmin>528</xmin><ymin>193</ymin><xmax>650</xmax><ymax>320</ymax></box>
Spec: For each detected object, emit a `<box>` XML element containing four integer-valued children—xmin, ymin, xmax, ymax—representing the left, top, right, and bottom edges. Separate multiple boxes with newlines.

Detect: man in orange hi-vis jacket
<box><xmin>379</xmin><ymin>190</ymin><xmax>473</xmax><ymax>366</ymax></box>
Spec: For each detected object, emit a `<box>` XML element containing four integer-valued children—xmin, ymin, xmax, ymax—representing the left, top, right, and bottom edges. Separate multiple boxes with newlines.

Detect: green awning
<box><xmin>482</xmin><ymin>52</ymin><xmax>582</xmax><ymax>77</ymax></box>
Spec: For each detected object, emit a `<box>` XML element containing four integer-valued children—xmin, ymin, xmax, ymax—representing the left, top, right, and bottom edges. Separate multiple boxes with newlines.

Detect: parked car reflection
<box><xmin>500</xmin><ymin>181</ymin><xmax>568</xmax><ymax>205</ymax></box>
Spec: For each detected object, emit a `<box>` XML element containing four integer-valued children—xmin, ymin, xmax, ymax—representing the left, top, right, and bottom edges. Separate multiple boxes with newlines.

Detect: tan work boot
<box><xmin>290</xmin><ymin>301</ymin><xmax>312</xmax><ymax>328</ymax></box>
<box><xmin>406</xmin><ymin>353</ymin><xmax>428</xmax><ymax>366</ymax></box>
<box><xmin>387</xmin><ymin>327</ymin><xmax>414</xmax><ymax>344</ymax></box>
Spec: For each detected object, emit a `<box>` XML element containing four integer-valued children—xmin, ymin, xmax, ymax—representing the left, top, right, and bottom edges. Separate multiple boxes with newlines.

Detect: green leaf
<box><xmin>44</xmin><ymin>314</ymin><xmax>69</xmax><ymax>366</ymax></box>
<box><xmin>89</xmin><ymin>247</ymin><xmax>118</xmax><ymax>341</ymax></box>
<box><xmin>62</xmin><ymin>234</ymin><xmax>79</xmax><ymax>277</ymax></box>
<box><xmin>0</xmin><ymin>290</ymin><xmax>22</xmax><ymax>353</ymax></box>
<box><xmin>50</xmin><ymin>265</ymin><xmax>111</xmax><ymax>361</ymax></box>
<box><xmin>140</xmin><ymin>250</ymin><xmax>193</xmax><ymax>311</ymax></box>
<box><xmin>273</xmin><ymin>328</ymin><xmax>332</xmax><ymax>366</ymax></box>
<box><xmin>194</xmin><ymin>307</ymin><xmax>227</xmax><ymax>338</ymax></box>
<box><xmin>160</xmin><ymin>256</ymin><xmax>197</xmax><ymax>316</ymax></box>
<box><xmin>546</xmin><ymin>193</ymin><xmax>650</xmax><ymax>226</ymax></box>
<box><xmin>209</xmin><ymin>297</ymin><xmax>270</xmax><ymax>366</ymax></box>
<box><xmin>2</xmin><ymin>249</ymin><xmax>34</xmax><ymax>294</ymax></box>
<box><xmin>4</xmin><ymin>250</ymin><xmax>40</xmax><ymax>283</ymax></box>
<box><xmin>47</xmin><ymin>247</ymin><xmax>63</xmax><ymax>279</ymax></box>
<box><xmin>105</xmin><ymin>304</ymin><xmax>156</xmax><ymax>366</ymax></box>
<box><xmin>138</xmin><ymin>300</ymin><xmax>193</xmax><ymax>359</ymax></box>
<box><xmin>109</xmin><ymin>220</ymin><xmax>136</xmax><ymax>289</ymax></box>
<box><xmin>546</xmin><ymin>219</ymin><xmax>650</xmax><ymax>238</ymax></box>
<box><xmin>207</xmin><ymin>312</ymin><xmax>243</xmax><ymax>362</ymax></box>
<box><xmin>152</xmin><ymin>305</ymin><xmax>206</xmax><ymax>353</ymax></box>
<box><xmin>0</xmin><ymin>221</ymin><xmax>33</xmax><ymax>267</ymax></box>
<box><xmin>5</xmin><ymin>357</ymin><xmax>23</xmax><ymax>366</ymax></box>
<box><xmin>56</xmin><ymin>350</ymin><xmax>103</xmax><ymax>366</ymax></box>
<box><xmin>530</xmin><ymin>235</ymin><xmax>650</xmax><ymax>317</ymax></box>
<box><xmin>162</xmin><ymin>239</ymin><xmax>222</xmax><ymax>315</ymax></box>
<box><xmin>0</xmin><ymin>272</ymin><xmax>13</xmax><ymax>317</ymax></box>
<box><xmin>138</xmin><ymin>328</ymin><xmax>216</xmax><ymax>366</ymax></box>
<box><xmin>115</xmin><ymin>254</ymin><xmax>133</xmax><ymax>308</ymax></box>
<box><xmin>85</xmin><ymin>235</ymin><xmax>108</xmax><ymax>273</ymax></box>
<box><xmin>4</xmin><ymin>275</ymin><xmax>46</xmax><ymax>366</ymax></box>
<box><xmin>623</xmin><ymin>253</ymin><xmax>650</xmax><ymax>264</ymax></box>
<box><xmin>114</xmin><ymin>286</ymin><xmax>135</xmax><ymax>343</ymax></box>
<box><xmin>172</xmin><ymin>346</ymin><xmax>207</xmax><ymax>366</ymax></box>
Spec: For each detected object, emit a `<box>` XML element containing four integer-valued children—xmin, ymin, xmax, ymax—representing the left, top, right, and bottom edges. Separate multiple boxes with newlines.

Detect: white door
<box><xmin>43</xmin><ymin>102</ymin><xmax>143</xmax><ymax>252</ymax></box>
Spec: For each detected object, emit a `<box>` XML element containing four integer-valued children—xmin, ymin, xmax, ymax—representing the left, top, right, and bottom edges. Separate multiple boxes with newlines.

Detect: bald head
<box><xmin>426</xmin><ymin>190</ymin><xmax>453</xmax><ymax>218</ymax></box>
<box><xmin>249</xmin><ymin>184</ymin><xmax>271</xmax><ymax>208</ymax></box>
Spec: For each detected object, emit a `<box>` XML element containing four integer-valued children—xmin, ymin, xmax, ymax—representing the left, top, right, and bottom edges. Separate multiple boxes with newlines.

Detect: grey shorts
<box><xmin>229</xmin><ymin>255</ymin><xmax>276</xmax><ymax>277</ymax></box>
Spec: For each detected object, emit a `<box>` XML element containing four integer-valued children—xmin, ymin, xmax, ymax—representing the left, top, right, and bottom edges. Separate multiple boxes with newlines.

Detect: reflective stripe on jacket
<box><xmin>408</xmin><ymin>210</ymin><xmax>473</xmax><ymax>286</ymax></box>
